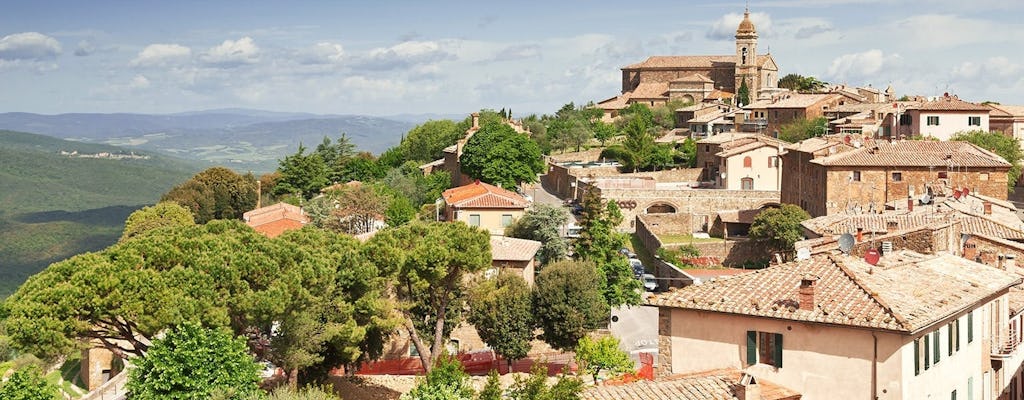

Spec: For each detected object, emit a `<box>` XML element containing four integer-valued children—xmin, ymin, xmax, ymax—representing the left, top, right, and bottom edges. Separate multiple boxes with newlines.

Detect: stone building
<box><xmin>744</xmin><ymin>92</ymin><xmax>852</xmax><ymax>136</ymax></box>
<box><xmin>781</xmin><ymin>139</ymin><xmax>1011</xmax><ymax>217</ymax></box>
<box><xmin>892</xmin><ymin>94</ymin><xmax>991</xmax><ymax>140</ymax></box>
<box><xmin>597</xmin><ymin>8</ymin><xmax>781</xmax><ymax>119</ymax></box>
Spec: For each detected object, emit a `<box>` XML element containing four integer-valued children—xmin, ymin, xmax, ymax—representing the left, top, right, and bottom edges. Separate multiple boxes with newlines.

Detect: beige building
<box><xmin>441</xmin><ymin>180</ymin><xmax>528</xmax><ymax>235</ymax></box>
<box><xmin>597</xmin><ymin>9</ymin><xmax>781</xmax><ymax>119</ymax></box>
<box><xmin>895</xmin><ymin>94</ymin><xmax>991</xmax><ymax>140</ymax></box>
<box><xmin>489</xmin><ymin>236</ymin><xmax>541</xmax><ymax>286</ymax></box>
<box><xmin>987</xmin><ymin>104</ymin><xmax>1024</xmax><ymax>142</ymax></box>
<box><xmin>697</xmin><ymin>134</ymin><xmax>785</xmax><ymax>191</ymax></box>
<box><xmin>650</xmin><ymin>250</ymin><xmax>1022</xmax><ymax>400</ymax></box>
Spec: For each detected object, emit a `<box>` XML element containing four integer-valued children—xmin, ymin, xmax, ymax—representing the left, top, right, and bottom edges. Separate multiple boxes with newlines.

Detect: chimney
<box><xmin>856</xmin><ymin>227</ymin><xmax>863</xmax><ymax>243</ymax></box>
<box><xmin>984</xmin><ymin>201</ymin><xmax>992</xmax><ymax>215</ymax></box>
<box><xmin>798</xmin><ymin>275</ymin><xmax>818</xmax><ymax>311</ymax></box>
<box><xmin>471</xmin><ymin>112</ymin><xmax>480</xmax><ymax>130</ymax></box>
<box><xmin>737</xmin><ymin>373</ymin><xmax>762</xmax><ymax>400</ymax></box>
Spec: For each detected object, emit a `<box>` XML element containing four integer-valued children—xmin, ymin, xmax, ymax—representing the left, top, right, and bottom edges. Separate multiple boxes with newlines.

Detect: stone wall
<box><xmin>637</xmin><ymin>215</ymin><xmax>769</xmax><ymax>270</ymax></box>
<box><xmin>542</xmin><ymin>163</ymin><xmax>703</xmax><ymax>201</ymax></box>
<box><xmin>657</xmin><ymin>307</ymin><xmax>673</xmax><ymax>377</ymax></box>
<box><xmin>590</xmin><ymin>183</ymin><xmax>779</xmax><ymax>231</ymax></box>
<box><xmin>822</xmin><ymin>167</ymin><xmax>1008</xmax><ymax>216</ymax></box>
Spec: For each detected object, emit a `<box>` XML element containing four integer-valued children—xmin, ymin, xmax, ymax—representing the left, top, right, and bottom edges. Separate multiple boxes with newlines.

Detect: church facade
<box><xmin>598</xmin><ymin>9</ymin><xmax>780</xmax><ymax>117</ymax></box>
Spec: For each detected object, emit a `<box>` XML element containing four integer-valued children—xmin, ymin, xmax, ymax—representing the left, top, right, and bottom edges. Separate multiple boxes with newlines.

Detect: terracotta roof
<box><xmin>490</xmin><ymin>236</ymin><xmax>541</xmax><ymax>262</ymax></box>
<box><xmin>671</xmin><ymin>73</ymin><xmax>714</xmax><ymax>83</ymax></box>
<box><xmin>685</xmin><ymin>268</ymin><xmax>747</xmax><ymax>279</ymax></box>
<box><xmin>915</xmin><ymin>95</ymin><xmax>989</xmax><ymax>112</ymax></box>
<box><xmin>582</xmin><ymin>369</ymin><xmax>800</xmax><ymax>400</ymax></box>
<box><xmin>650</xmin><ymin>251</ymin><xmax>1020</xmax><ymax>333</ymax></box>
<box><xmin>623</xmin><ymin>55</ymin><xmax>770</xmax><ymax>70</ymax></box>
<box><xmin>987</xmin><ymin>104</ymin><xmax>1024</xmax><ymax>118</ymax></box>
<box><xmin>716</xmin><ymin>137</ymin><xmax>785</xmax><ymax>158</ymax></box>
<box><xmin>737</xmin><ymin>11</ymin><xmax>757</xmax><ymax>35</ymax></box>
<box><xmin>598</xmin><ymin>95</ymin><xmax>630</xmax><ymax>110</ymax></box>
<box><xmin>630</xmin><ymin>82</ymin><xmax>670</xmax><ymax>99</ymax></box>
<box><xmin>707</xmin><ymin>89</ymin><xmax>735</xmax><ymax>100</ymax></box>
<box><xmin>697</xmin><ymin>133</ymin><xmax>755</xmax><ymax>144</ymax></box>
<box><xmin>243</xmin><ymin>203</ymin><xmax>308</xmax><ymax>238</ymax></box>
<box><xmin>811</xmin><ymin>141</ymin><xmax>1011</xmax><ymax>168</ymax></box>
<box><xmin>443</xmin><ymin>181</ymin><xmax>528</xmax><ymax>209</ymax></box>
<box><xmin>760</xmin><ymin>94</ymin><xmax>836</xmax><ymax>109</ymax></box>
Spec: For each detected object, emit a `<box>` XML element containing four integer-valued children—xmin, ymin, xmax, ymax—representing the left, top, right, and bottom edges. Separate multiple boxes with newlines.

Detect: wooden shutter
<box><xmin>746</xmin><ymin>331</ymin><xmax>757</xmax><ymax>366</ymax></box>
<box><xmin>933</xmin><ymin>331</ymin><xmax>940</xmax><ymax>363</ymax></box>
<box><xmin>948</xmin><ymin>324</ymin><xmax>954</xmax><ymax>356</ymax></box>
<box><xmin>924</xmin><ymin>334</ymin><xmax>930</xmax><ymax>369</ymax></box>
<box><xmin>773</xmin><ymin>333</ymin><xmax>784</xmax><ymax>368</ymax></box>
<box><xmin>968</xmin><ymin>312</ymin><xmax>974</xmax><ymax>343</ymax></box>
<box><xmin>914</xmin><ymin>338</ymin><xmax>920</xmax><ymax>376</ymax></box>
<box><xmin>956</xmin><ymin>319</ymin><xmax>961</xmax><ymax>351</ymax></box>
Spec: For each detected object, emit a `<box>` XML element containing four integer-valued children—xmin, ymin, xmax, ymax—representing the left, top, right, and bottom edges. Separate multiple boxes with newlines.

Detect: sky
<box><xmin>1</xmin><ymin>0</ymin><xmax>1023</xmax><ymax>117</ymax></box>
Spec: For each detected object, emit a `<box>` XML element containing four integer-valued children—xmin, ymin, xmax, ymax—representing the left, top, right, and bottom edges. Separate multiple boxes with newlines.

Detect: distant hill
<box><xmin>0</xmin><ymin>110</ymin><xmax>418</xmax><ymax>173</ymax></box>
<box><xmin>0</xmin><ymin>130</ymin><xmax>198</xmax><ymax>298</ymax></box>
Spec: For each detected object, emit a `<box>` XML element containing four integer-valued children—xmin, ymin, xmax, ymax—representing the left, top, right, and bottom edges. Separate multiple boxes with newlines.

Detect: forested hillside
<box><xmin>0</xmin><ymin>130</ymin><xmax>197</xmax><ymax>297</ymax></box>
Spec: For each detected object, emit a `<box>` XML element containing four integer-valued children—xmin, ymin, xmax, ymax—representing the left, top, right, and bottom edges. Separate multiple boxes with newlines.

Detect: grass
<box><xmin>656</xmin><ymin>233</ymin><xmax>724</xmax><ymax>245</ymax></box>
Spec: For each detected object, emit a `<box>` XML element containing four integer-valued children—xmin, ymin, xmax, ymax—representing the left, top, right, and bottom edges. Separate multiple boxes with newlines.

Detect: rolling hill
<box><xmin>0</xmin><ymin>130</ymin><xmax>198</xmax><ymax>298</ymax></box>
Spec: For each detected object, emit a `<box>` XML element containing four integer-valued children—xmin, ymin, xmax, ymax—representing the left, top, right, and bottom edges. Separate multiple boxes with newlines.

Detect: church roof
<box><xmin>670</xmin><ymin>73</ymin><xmax>714</xmax><ymax>83</ymax></box>
<box><xmin>737</xmin><ymin>10</ymin><xmax>757</xmax><ymax>35</ymax></box>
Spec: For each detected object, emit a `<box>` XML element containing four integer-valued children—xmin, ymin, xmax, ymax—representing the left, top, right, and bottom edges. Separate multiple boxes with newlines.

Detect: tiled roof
<box><xmin>811</xmin><ymin>141</ymin><xmax>1011</xmax><ymax>168</ymax></box>
<box><xmin>670</xmin><ymin>73</ymin><xmax>714</xmax><ymax>83</ymax></box>
<box><xmin>915</xmin><ymin>95</ymin><xmax>989</xmax><ymax>112</ymax></box>
<box><xmin>784</xmin><ymin>137</ymin><xmax>842</xmax><ymax>153</ymax></box>
<box><xmin>686</xmin><ymin>268</ymin><xmax>747</xmax><ymax>279</ymax></box>
<box><xmin>623</xmin><ymin>55</ymin><xmax>770</xmax><ymax>70</ymax></box>
<box><xmin>762</xmin><ymin>94</ymin><xmax>836</xmax><ymax>109</ymax></box>
<box><xmin>582</xmin><ymin>369</ymin><xmax>800</xmax><ymax>400</ymax></box>
<box><xmin>630</xmin><ymin>82</ymin><xmax>670</xmax><ymax>99</ymax></box>
<box><xmin>243</xmin><ymin>202</ymin><xmax>308</xmax><ymax>238</ymax></box>
<box><xmin>707</xmin><ymin>89</ymin><xmax>735</xmax><ymax>100</ymax></box>
<box><xmin>987</xmin><ymin>104</ymin><xmax>1024</xmax><ymax>118</ymax></box>
<box><xmin>716</xmin><ymin>137</ymin><xmax>785</xmax><ymax>158</ymax></box>
<box><xmin>650</xmin><ymin>251</ymin><xmax>1020</xmax><ymax>333</ymax></box>
<box><xmin>598</xmin><ymin>95</ymin><xmax>630</xmax><ymax>110</ymax></box>
<box><xmin>697</xmin><ymin>133</ymin><xmax>755</xmax><ymax>144</ymax></box>
<box><xmin>443</xmin><ymin>180</ymin><xmax>528</xmax><ymax>209</ymax></box>
<box><xmin>490</xmin><ymin>236</ymin><xmax>542</xmax><ymax>262</ymax></box>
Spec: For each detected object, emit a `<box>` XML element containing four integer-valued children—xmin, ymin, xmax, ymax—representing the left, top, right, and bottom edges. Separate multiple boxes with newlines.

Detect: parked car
<box><xmin>629</xmin><ymin>259</ymin><xmax>645</xmax><ymax>279</ymax></box>
<box><xmin>642</xmin><ymin>274</ymin><xmax>658</xmax><ymax>292</ymax></box>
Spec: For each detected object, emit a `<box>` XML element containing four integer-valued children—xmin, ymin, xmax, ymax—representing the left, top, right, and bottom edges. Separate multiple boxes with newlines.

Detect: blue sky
<box><xmin>1</xmin><ymin>0</ymin><xmax>1022</xmax><ymax>116</ymax></box>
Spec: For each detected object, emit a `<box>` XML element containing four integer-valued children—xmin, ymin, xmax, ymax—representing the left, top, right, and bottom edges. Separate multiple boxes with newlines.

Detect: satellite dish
<box><xmin>796</xmin><ymin>248</ymin><xmax>811</xmax><ymax>260</ymax></box>
<box><xmin>838</xmin><ymin>233</ymin><xmax>855</xmax><ymax>254</ymax></box>
<box><xmin>920</xmin><ymin>194</ymin><xmax>932</xmax><ymax>205</ymax></box>
<box><xmin>864</xmin><ymin>248</ymin><xmax>881</xmax><ymax>265</ymax></box>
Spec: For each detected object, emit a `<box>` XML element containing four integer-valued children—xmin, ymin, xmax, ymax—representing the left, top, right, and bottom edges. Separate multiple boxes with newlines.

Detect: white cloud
<box><xmin>200</xmin><ymin>37</ymin><xmax>260</xmax><ymax>67</ymax></box>
<box><xmin>826</xmin><ymin>49</ymin><xmax>895</xmax><ymax>81</ymax></box>
<box><xmin>355</xmin><ymin>40</ymin><xmax>454</xmax><ymax>70</ymax></box>
<box><xmin>0</xmin><ymin>32</ymin><xmax>61</xmax><ymax>61</ymax></box>
<box><xmin>953</xmin><ymin>57</ymin><xmax>1022</xmax><ymax>80</ymax></box>
<box><xmin>296</xmin><ymin>41</ymin><xmax>344</xmax><ymax>65</ymax></box>
<box><xmin>707</xmin><ymin>12</ymin><xmax>772</xmax><ymax>40</ymax></box>
<box><xmin>131</xmin><ymin>43</ymin><xmax>191</xmax><ymax>67</ymax></box>
<box><xmin>130</xmin><ymin>75</ymin><xmax>150</xmax><ymax>89</ymax></box>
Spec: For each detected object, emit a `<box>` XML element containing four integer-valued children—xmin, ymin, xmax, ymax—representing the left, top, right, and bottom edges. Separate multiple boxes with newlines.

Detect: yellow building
<box><xmin>441</xmin><ymin>180</ymin><xmax>528</xmax><ymax>236</ymax></box>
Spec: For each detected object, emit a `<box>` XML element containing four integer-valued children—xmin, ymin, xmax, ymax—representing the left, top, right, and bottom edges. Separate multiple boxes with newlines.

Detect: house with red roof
<box><xmin>441</xmin><ymin>180</ymin><xmax>528</xmax><ymax>235</ymax></box>
<box><xmin>898</xmin><ymin>93</ymin><xmax>990</xmax><ymax>140</ymax></box>
<box><xmin>242</xmin><ymin>202</ymin><xmax>307</xmax><ymax>238</ymax></box>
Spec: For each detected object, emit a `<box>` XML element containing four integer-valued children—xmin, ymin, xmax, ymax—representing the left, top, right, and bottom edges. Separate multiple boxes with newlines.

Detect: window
<box><xmin>892</xmin><ymin>172</ymin><xmax>903</xmax><ymax>182</ymax></box>
<box><xmin>409</xmin><ymin>343</ymin><xmax>420</xmax><ymax>357</ymax></box>
<box><xmin>952</xmin><ymin>390</ymin><xmax>957</xmax><ymax>400</ymax></box>
<box><xmin>852</xmin><ymin>171</ymin><xmax>861</xmax><ymax>182</ymax></box>
<box><xmin>933</xmin><ymin>330</ymin><xmax>941</xmax><ymax>364</ymax></box>
<box><xmin>914</xmin><ymin>337</ymin><xmax>923</xmax><ymax>375</ymax></box>
<box><xmin>900</xmin><ymin>114</ymin><xmax>912</xmax><ymax>125</ymax></box>
<box><xmin>938</xmin><ymin>171</ymin><xmax>948</xmax><ymax>179</ymax></box>
<box><xmin>501</xmin><ymin>214</ymin><xmax>513</xmax><ymax>227</ymax></box>
<box><xmin>468</xmin><ymin>214</ymin><xmax>481</xmax><ymax>227</ymax></box>
<box><xmin>746</xmin><ymin>331</ymin><xmax>783</xmax><ymax>368</ymax></box>
<box><xmin>969</xmin><ymin>116</ymin><xmax>981</xmax><ymax>126</ymax></box>
<box><xmin>968</xmin><ymin>377</ymin><xmax>973</xmax><ymax>400</ymax></box>
<box><xmin>927</xmin><ymin>116</ymin><xmax>940</xmax><ymax>126</ymax></box>
<box><xmin>743</xmin><ymin>156</ymin><xmax>752</xmax><ymax>168</ymax></box>
<box><xmin>968</xmin><ymin>311</ymin><xmax>974</xmax><ymax>342</ymax></box>
<box><xmin>980</xmin><ymin>173</ymin><xmax>989</xmax><ymax>181</ymax></box>
<box><xmin>949</xmin><ymin>321</ymin><xmax>959</xmax><ymax>356</ymax></box>
<box><xmin>741</xmin><ymin>178</ymin><xmax>754</xmax><ymax>190</ymax></box>
<box><xmin>924</xmin><ymin>334</ymin><xmax>931</xmax><ymax>370</ymax></box>
<box><xmin>769</xmin><ymin>156</ymin><xmax>779</xmax><ymax>168</ymax></box>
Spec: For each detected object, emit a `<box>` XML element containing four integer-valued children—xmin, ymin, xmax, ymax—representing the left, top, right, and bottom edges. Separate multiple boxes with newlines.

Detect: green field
<box><xmin>0</xmin><ymin>130</ymin><xmax>196</xmax><ymax>298</ymax></box>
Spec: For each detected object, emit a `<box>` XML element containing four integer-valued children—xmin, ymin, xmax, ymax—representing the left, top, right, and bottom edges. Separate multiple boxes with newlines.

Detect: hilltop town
<box><xmin>5</xmin><ymin>7</ymin><xmax>1024</xmax><ymax>400</ymax></box>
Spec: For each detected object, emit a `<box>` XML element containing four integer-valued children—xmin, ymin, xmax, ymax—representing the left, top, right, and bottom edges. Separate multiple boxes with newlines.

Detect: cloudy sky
<box><xmin>1</xmin><ymin>0</ymin><xmax>1022</xmax><ymax>116</ymax></box>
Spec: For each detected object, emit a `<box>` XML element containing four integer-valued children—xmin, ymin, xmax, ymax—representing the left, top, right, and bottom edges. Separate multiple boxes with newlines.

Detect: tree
<box><xmin>127</xmin><ymin>323</ymin><xmax>261</xmax><ymax>399</ymax></box>
<box><xmin>737</xmin><ymin>78</ymin><xmax>750</xmax><ymax>107</ymax></box>
<box><xmin>0</xmin><ymin>366</ymin><xmax>58</xmax><ymax>400</ymax></box>
<box><xmin>533</xmin><ymin>260</ymin><xmax>609</xmax><ymax>351</ymax></box>
<box><xmin>337</xmin><ymin>152</ymin><xmax>386</xmax><ymax>183</ymax></box>
<box><xmin>778</xmin><ymin>117</ymin><xmax>827</xmax><ymax>143</ymax></box>
<box><xmin>275</xmin><ymin>145</ymin><xmax>330</xmax><ymax>199</ymax></box>
<box><xmin>460</xmin><ymin>122</ymin><xmax>544</xmax><ymax>189</ymax></box>
<box><xmin>777</xmin><ymin>73</ymin><xmax>828</xmax><ymax>92</ymax></box>
<box><xmin>749</xmin><ymin>204</ymin><xmax>811</xmax><ymax>255</ymax></box>
<box><xmin>120</xmin><ymin>201</ymin><xmax>195</xmax><ymax>242</ymax></box>
<box><xmin>620</xmin><ymin>115</ymin><xmax>655</xmax><ymax>172</ymax></box>
<box><xmin>680</xmin><ymin>137</ymin><xmax>698</xmax><ymax>168</ymax></box>
<box><xmin>161</xmin><ymin>167</ymin><xmax>258</xmax><ymax>223</ymax></box>
<box><xmin>574</xmin><ymin>336</ymin><xmax>635</xmax><ymax>383</ymax></box>
<box><xmin>952</xmin><ymin>130</ymin><xmax>1022</xmax><ymax>188</ymax></box>
<box><xmin>505</xmin><ymin>204</ymin><xmax>569</xmax><ymax>265</ymax></box>
<box><xmin>575</xmin><ymin>189</ymin><xmax>641</xmax><ymax>307</ymax></box>
<box><xmin>401</xmin><ymin>120</ymin><xmax>463</xmax><ymax>163</ymax></box>
<box><xmin>467</xmin><ymin>272</ymin><xmax>533</xmax><ymax>367</ymax></box>
<box><xmin>314</xmin><ymin>133</ymin><xmax>356</xmax><ymax>179</ymax></box>
<box><xmin>506</xmin><ymin>363</ymin><xmax>584</xmax><ymax>400</ymax></box>
<box><xmin>592</xmin><ymin>121</ymin><xmax>617</xmax><ymax>147</ymax></box>
<box><xmin>364</xmin><ymin>222</ymin><xmax>491</xmax><ymax>371</ymax></box>
<box><xmin>478</xmin><ymin>370</ymin><xmax>503</xmax><ymax>400</ymax></box>
<box><xmin>402</xmin><ymin>356</ymin><xmax>475</xmax><ymax>400</ymax></box>
<box><xmin>322</xmin><ymin>184</ymin><xmax>387</xmax><ymax>235</ymax></box>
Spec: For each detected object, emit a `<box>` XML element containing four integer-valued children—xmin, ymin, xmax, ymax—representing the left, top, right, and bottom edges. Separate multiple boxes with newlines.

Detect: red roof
<box><xmin>442</xmin><ymin>180</ymin><xmax>528</xmax><ymax>209</ymax></box>
<box><xmin>243</xmin><ymin>202</ymin><xmax>308</xmax><ymax>238</ymax></box>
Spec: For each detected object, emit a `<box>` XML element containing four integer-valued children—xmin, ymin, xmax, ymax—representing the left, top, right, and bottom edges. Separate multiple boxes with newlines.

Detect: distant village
<box><xmin>59</xmin><ymin>149</ymin><xmax>150</xmax><ymax>160</ymax></box>
<box><xmin>9</xmin><ymin>7</ymin><xmax>1024</xmax><ymax>400</ymax></box>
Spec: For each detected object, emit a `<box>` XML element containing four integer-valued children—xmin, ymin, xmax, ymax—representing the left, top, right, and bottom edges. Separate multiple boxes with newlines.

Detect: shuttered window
<box><xmin>933</xmin><ymin>330</ymin><xmax>941</xmax><ymax>364</ymax></box>
<box><xmin>746</xmin><ymin>331</ymin><xmax>783</xmax><ymax>368</ymax></box>
<box><xmin>968</xmin><ymin>312</ymin><xmax>974</xmax><ymax>343</ymax></box>
<box><xmin>914</xmin><ymin>338</ymin><xmax>921</xmax><ymax>375</ymax></box>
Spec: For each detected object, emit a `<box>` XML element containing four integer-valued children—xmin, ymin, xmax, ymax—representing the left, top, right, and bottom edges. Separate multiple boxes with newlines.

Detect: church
<box><xmin>597</xmin><ymin>9</ymin><xmax>781</xmax><ymax>118</ymax></box>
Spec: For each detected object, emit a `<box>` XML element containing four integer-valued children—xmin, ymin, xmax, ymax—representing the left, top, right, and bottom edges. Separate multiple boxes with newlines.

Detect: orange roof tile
<box><xmin>490</xmin><ymin>236</ymin><xmax>541</xmax><ymax>262</ymax></box>
<box><xmin>243</xmin><ymin>202</ymin><xmax>308</xmax><ymax>238</ymax></box>
<box><xmin>651</xmin><ymin>251</ymin><xmax>1020</xmax><ymax>333</ymax></box>
<box><xmin>811</xmin><ymin>141</ymin><xmax>1010</xmax><ymax>168</ymax></box>
<box><xmin>915</xmin><ymin>95</ymin><xmax>989</xmax><ymax>112</ymax></box>
<box><xmin>623</xmin><ymin>55</ymin><xmax>771</xmax><ymax>70</ymax></box>
<box><xmin>582</xmin><ymin>369</ymin><xmax>800</xmax><ymax>400</ymax></box>
<box><xmin>442</xmin><ymin>180</ymin><xmax>528</xmax><ymax>209</ymax></box>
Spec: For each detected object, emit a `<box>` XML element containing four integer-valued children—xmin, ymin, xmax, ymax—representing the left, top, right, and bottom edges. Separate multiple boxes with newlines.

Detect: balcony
<box><xmin>991</xmin><ymin>328</ymin><xmax>1021</xmax><ymax>359</ymax></box>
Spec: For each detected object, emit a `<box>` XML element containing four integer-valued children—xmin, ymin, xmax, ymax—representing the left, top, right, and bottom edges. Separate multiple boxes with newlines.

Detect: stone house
<box><xmin>987</xmin><ymin>103</ymin><xmax>1024</xmax><ymax>147</ymax></box>
<box><xmin>650</xmin><ymin>250</ymin><xmax>1023</xmax><ymax>399</ymax></box>
<box><xmin>894</xmin><ymin>94</ymin><xmax>990</xmax><ymax>140</ymax></box>
<box><xmin>489</xmin><ymin>236</ymin><xmax>541</xmax><ymax>286</ymax></box>
<box><xmin>441</xmin><ymin>180</ymin><xmax>528</xmax><ymax>236</ymax></box>
<box><xmin>421</xmin><ymin>112</ymin><xmax>529</xmax><ymax>188</ymax></box>
<box><xmin>696</xmin><ymin>134</ymin><xmax>785</xmax><ymax>191</ymax></box>
<box><xmin>242</xmin><ymin>202</ymin><xmax>308</xmax><ymax>238</ymax></box>
<box><xmin>781</xmin><ymin>139</ymin><xmax>1011</xmax><ymax>217</ymax></box>
<box><xmin>744</xmin><ymin>93</ymin><xmax>851</xmax><ymax>136</ymax></box>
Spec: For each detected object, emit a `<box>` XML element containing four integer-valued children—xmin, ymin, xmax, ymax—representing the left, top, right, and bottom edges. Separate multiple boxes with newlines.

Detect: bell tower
<box><xmin>735</xmin><ymin>8</ymin><xmax>759</xmax><ymax>101</ymax></box>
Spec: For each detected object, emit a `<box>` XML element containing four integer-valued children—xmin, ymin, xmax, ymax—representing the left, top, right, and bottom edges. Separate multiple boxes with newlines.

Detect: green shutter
<box><xmin>747</xmin><ymin>331</ymin><xmax>757</xmax><ymax>366</ymax></box>
<box><xmin>924</xmin><ymin>334</ymin><xmax>930</xmax><ymax>369</ymax></box>
<box><xmin>968</xmin><ymin>312</ymin><xmax>974</xmax><ymax>343</ymax></box>
<box><xmin>914</xmin><ymin>338</ymin><xmax>920</xmax><ymax>376</ymax></box>
<box><xmin>948</xmin><ymin>324</ymin><xmax>954</xmax><ymax>356</ymax></box>
<box><xmin>934</xmin><ymin>331</ymin><xmax>940</xmax><ymax>364</ymax></box>
<box><xmin>774</xmin><ymin>333</ymin><xmax>784</xmax><ymax>368</ymax></box>
<box><xmin>956</xmin><ymin>319</ymin><xmax>961</xmax><ymax>351</ymax></box>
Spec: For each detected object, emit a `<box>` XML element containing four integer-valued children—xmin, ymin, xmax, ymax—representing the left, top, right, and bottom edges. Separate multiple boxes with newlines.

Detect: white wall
<box><xmin>722</xmin><ymin>146</ymin><xmax>782</xmax><ymax>191</ymax></box>
<box><xmin>913</xmin><ymin>111</ymin><xmax>989</xmax><ymax>140</ymax></box>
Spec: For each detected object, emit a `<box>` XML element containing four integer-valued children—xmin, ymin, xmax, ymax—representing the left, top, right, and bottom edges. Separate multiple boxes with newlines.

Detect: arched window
<box><xmin>741</xmin><ymin>47</ymin><xmax>747</xmax><ymax>64</ymax></box>
<box><xmin>741</xmin><ymin>178</ymin><xmax>754</xmax><ymax>190</ymax></box>
<box><xmin>646</xmin><ymin>203</ymin><xmax>677</xmax><ymax>214</ymax></box>
<box><xmin>743</xmin><ymin>156</ymin><xmax>752</xmax><ymax>168</ymax></box>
